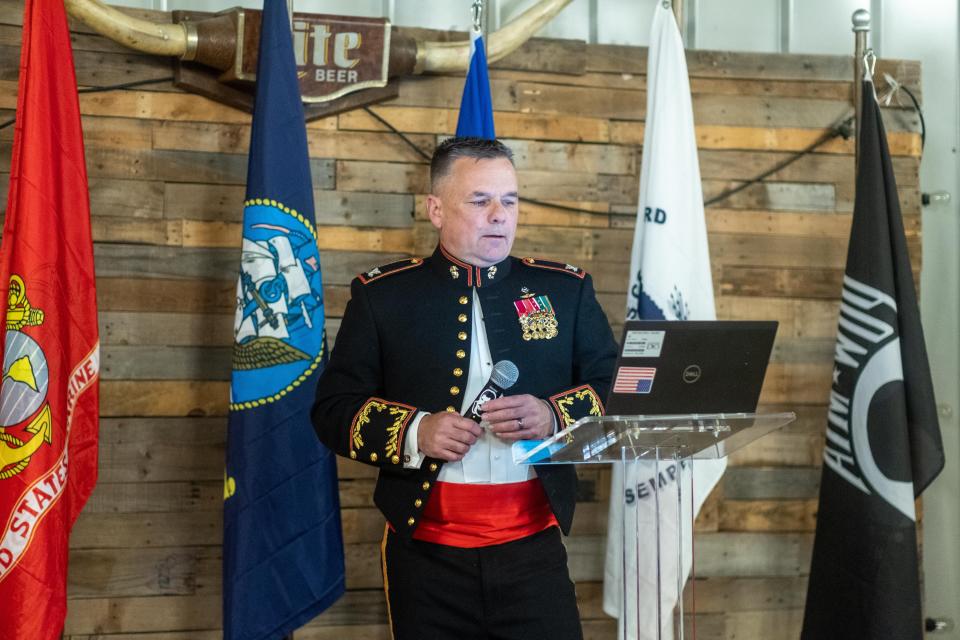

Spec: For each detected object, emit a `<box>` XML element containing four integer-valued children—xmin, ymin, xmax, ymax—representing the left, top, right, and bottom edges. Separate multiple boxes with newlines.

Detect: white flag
<box><xmin>602</xmin><ymin>4</ymin><xmax>726</xmax><ymax>639</ymax></box>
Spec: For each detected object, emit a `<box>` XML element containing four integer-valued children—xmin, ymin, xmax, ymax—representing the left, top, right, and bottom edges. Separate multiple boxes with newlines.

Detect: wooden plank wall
<box><xmin>0</xmin><ymin>2</ymin><xmax>924</xmax><ymax>638</ymax></box>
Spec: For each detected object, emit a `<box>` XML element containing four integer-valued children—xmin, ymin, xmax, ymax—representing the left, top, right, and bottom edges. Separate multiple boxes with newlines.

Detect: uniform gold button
<box><xmin>414</xmin><ymin>499</ymin><xmax>423</xmax><ymax>508</ymax></box>
<box><xmin>458</xmin><ymin>314</ymin><xmax>468</xmax><ymax>323</ymax></box>
<box><xmin>422</xmin><ymin>481</ymin><xmax>430</xmax><ymax>490</ymax></box>
<box><xmin>446</xmin><ymin>406</ymin><xmax>457</xmax><ymax>412</ymax></box>
<box><xmin>459</xmin><ymin>296</ymin><xmax>469</xmax><ymax>305</ymax></box>
<box><xmin>407</xmin><ymin>517</ymin><xmax>415</xmax><ymax>526</ymax></box>
<box><xmin>450</xmin><ymin>386</ymin><xmax>460</xmax><ymax>395</ymax></box>
<box><xmin>453</xmin><ymin>368</ymin><xmax>463</xmax><ymax>377</ymax></box>
<box><xmin>369</xmin><ymin>452</ymin><xmax>378</xmax><ymax>462</ymax></box>
<box><xmin>458</xmin><ymin>332</ymin><xmax>467</xmax><ymax>341</ymax></box>
<box><xmin>456</xmin><ymin>349</ymin><xmax>466</xmax><ymax>359</ymax></box>
<box><xmin>429</xmin><ymin>463</ymin><xmax>438</xmax><ymax>472</ymax></box>
<box><xmin>349</xmin><ymin>450</ymin><xmax>357</xmax><ymax>459</ymax></box>
<box><xmin>391</xmin><ymin>455</ymin><xmax>400</xmax><ymax>464</ymax></box>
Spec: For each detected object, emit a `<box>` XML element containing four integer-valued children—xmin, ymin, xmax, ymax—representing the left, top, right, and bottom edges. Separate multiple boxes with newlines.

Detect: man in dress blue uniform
<box><xmin>312</xmin><ymin>137</ymin><xmax>618</xmax><ymax>639</ymax></box>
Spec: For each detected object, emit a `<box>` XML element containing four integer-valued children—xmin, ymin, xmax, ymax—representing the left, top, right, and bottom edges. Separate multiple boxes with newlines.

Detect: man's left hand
<box><xmin>482</xmin><ymin>394</ymin><xmax>554</xmax><ymax>440</ymax></box>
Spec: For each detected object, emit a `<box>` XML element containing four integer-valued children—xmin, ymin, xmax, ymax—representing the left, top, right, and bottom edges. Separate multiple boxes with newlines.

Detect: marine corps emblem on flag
<box><xmin>0</xmin><ymin>274</ymin><xmax>100</xmax><ymax>581</ymax></box>
<box><xmin>0</xmin><ymin>1</ymin><xmax>102</xmax><ymax>634</ymax></box>
<box><xmin>0</xmin><ymin>275</ymin><xmax>51</xmax><ymax>480</ymax></box>
<box><xmin>231</xmin><ymin>198</ymin><xmax>327</xmax><ymax>411</ymax></box>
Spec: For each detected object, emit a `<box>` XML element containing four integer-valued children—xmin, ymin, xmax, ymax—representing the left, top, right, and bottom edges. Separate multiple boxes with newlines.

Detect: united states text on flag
<box><xmin>0</xmin><ymin>1</ymin><xmax>100</xmax><ymax>637</ymax></box>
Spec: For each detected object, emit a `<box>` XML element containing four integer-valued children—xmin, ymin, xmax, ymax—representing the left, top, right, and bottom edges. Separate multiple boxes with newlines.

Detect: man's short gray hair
<box><xmin>430</xmin><ymin>137</ymin><xmax>515</xmax><ymax>193</ymax></box>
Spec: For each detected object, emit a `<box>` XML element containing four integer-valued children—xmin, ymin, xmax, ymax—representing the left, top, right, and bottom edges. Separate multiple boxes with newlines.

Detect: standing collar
<box><xmin>430</xmin><ymin>244</ymin><xmax>512</xmax><ymax>288</ymax></box>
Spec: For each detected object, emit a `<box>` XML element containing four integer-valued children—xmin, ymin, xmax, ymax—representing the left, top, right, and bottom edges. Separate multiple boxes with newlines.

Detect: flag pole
<box><xmin>672</xmin><ymin>0</ymin><xmax>684</xmax><ymax>35</ymax></box>
<box><xmin>852</xmin><ymin>9</ymin><xmax>870</xmax><ymax>172</ymax></box>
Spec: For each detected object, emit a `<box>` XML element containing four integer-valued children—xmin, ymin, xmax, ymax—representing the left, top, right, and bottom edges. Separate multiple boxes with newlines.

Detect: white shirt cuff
<box><xmin>542</xmin><ymin>398</ymin><xmax>559</xmax><ymax>435</ymax></box>
<box><xmin>403</xmin><ymin>411</ymin><xmax>430</xmax><ymax>469</ymax></box>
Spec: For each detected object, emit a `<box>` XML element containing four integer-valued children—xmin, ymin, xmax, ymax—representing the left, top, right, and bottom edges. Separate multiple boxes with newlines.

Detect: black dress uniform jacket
<box><xmin>312</xmin><ymin>245</ymin><xmax>618</xmax><ymax>541</ymax></box>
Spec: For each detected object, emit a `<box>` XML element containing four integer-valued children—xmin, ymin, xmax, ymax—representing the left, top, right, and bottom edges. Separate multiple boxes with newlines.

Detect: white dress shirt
<box><xmin>403</xmin><ymin>289</ymin><xmax>535</xmax><ymax>483</ymax></box>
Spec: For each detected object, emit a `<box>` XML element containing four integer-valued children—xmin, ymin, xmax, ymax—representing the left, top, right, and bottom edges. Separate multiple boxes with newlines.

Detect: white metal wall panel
<box><xmin>697</xmin><ymin>0</ymin><xmax>778</xmax><ymax>52</ymax></box>
<box><xmin>883</xmin><ymin>1</ymin><xmax>960</xmax><ymax>636</ymax></box>
<box><xmin>791</xmin><ymin>0</ymin><xmax>870</xmax><ymax>54</ymax></box>
<box><xmin>594</xmin><ymin>0</ymin><xmax>653</xmax><ymax>46</ymax></box>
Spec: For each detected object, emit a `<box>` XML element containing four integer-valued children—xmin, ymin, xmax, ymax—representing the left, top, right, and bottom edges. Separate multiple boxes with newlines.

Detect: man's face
<box><xmin>427</xmin><ymin>157</ymin><xmax>519</xmax><ymax>267</ymax></box>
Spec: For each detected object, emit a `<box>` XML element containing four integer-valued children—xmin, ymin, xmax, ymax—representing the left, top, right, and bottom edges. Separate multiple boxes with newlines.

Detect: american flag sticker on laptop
<box><xmin>613</xmin><ymin>366</ymin><xmax>656</xmax><ymax>394</ymax></box>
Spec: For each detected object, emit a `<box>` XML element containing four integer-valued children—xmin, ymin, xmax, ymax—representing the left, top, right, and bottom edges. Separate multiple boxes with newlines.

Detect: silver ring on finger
<box><xmin>517</xmin><ymin>417</ymin><xmax>523</xmax><ymax>431</ymax></box>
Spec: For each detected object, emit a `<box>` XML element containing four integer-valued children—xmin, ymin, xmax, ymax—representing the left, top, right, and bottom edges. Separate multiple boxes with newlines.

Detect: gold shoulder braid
<box><xmin>358</xmin><ymin>257</ymin><xmax>424</xmax><ymax>285</ymax></box>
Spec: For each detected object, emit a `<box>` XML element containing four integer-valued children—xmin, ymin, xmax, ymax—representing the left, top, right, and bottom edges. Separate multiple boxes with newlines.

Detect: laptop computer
<box><xmin>512</xmin><ymin>320</ymin><xmax>779</xmax><ymax>464</ymax></box>
<box><xmin>604</xmin><ymin>320</ymin><xmax>778</xmax><ymax>415</ymax></box>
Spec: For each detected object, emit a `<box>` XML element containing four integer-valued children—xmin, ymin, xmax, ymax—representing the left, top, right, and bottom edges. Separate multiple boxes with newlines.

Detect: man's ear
<box><xmin>426</xmin><ymin>194</ymin><xmax>443</xmax><ymax>231</ymax></box>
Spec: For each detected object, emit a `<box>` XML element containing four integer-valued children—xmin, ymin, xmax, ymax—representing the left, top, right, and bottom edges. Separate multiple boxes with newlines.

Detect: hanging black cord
<box><xmin>705</xmin><ymin>81</ymin><xmax>927</xmax><ymax>208</ymax></box>
<box><xmin>363</xmin><ymin>106</ymin><xmax>433</xmax><ymax>161</ymax></box>
<box><xmin>0</xmin><ymin>76</ymin><xmax>175</xmax><ymax>131</ymax></box>
<box><xmin>899</xmin><ymin>85</ymin><xmax>925</xmax><ymax>152</ymax></box>
<box><xmin>364</xmin><ymin>105</ymin><xmax>630</xmax><ymax>216</ymax></box>
<box><xmin>704</xmin><ymin>114</ymin><xmax>856</xmax><ymax>207</ymax></box>
<box><xmin>365</xmin><ymin>105</ymin><xmax>871</xmax><ymax>216</ymax></box>
<box><xmin>367</xmin><ymin>82</ymin><xmax>925</xmax><ymax>216</ymax></box>
<box><xmin>2</xmin><ymin>80</ymin><xmax>925</xmax><ymax>215</ymax></box>
<box><xmin>77</xmin><ymin>76</ymin><xmax>175</xmax><ymax>94</ymax></box>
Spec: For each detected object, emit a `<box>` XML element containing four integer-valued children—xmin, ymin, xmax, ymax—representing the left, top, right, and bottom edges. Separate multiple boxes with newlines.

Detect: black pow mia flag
<box><xmin>801</xmin><ymin>79</ymin><xmax>945</xmax><ymax>639</ymax></box>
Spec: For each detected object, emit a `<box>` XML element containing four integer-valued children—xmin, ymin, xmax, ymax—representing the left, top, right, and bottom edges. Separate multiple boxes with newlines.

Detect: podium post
<box><xmin>514</xmin><ymin>412</ymin><xmax>796</xmax><ymax>640</ymax></box>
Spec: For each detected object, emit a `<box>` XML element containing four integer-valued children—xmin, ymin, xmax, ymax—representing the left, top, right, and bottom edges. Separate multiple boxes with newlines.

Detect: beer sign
<box><xmin>220</xmin><ymin>11</ymin><xmax>390</xmax><ymax>104</ymax></box>
<box><xmin>292</xmin><ymin>14</ymin><xmax>390</xmax><ymax>103</ymax></box>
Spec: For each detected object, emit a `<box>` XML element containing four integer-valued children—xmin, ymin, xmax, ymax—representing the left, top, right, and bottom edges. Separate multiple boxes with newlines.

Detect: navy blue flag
<box><xmin>455</xmin><ymin>30</ymin><xmax>495</xmax><ymax>138</ymax></box>
<box><xmin>223</xmin><ymin>1</ymin><xmax>345</xmax><ymax>638</ymax></box>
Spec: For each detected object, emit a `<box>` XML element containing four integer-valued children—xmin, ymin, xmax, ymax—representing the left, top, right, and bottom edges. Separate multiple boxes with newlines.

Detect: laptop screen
<box><xmin>604</xmin><ymin>320</ymin><xmax>778</xmax><ymax>416</ymax></box>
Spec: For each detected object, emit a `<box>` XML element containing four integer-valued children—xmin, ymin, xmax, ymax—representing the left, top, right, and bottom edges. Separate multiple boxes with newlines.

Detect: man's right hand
<box><xmin>417</xmin><ymin>413</ymin><xmax>482</xmax><ymax>462</ymax></box>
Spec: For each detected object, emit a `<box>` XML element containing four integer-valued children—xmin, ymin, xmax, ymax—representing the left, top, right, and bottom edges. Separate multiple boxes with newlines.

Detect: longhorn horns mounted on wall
<box><xmin>63</xmin><ymin>0</ymin><xmax>573</xmax><ymax>76</ymax></box>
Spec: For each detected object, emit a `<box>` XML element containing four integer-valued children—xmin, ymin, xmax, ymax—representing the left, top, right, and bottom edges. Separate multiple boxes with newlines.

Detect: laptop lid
<box><xmin>605</xmin><ymin>320</ymin><xmax>778</xmax><ymax>415</ymax></box>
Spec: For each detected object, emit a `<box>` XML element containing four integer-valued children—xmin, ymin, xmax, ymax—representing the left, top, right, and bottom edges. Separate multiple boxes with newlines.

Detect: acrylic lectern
<box><xmin>513</xmin><ymin>412</ymin><xmax>796</xmax><ymax>640</ymax></box>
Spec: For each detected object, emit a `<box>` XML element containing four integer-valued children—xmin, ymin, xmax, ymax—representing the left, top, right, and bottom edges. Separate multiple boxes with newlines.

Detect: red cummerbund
<box><xmin>412</xmin><ymin>479</ymin><xmax>558</xmax><ymax>548</ymax></box>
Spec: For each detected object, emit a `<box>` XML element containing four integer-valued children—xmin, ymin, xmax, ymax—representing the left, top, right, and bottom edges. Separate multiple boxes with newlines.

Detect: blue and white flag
<box><xmin>223</xmin><ymin>1</ymin><xmax>345</xmax><ymax>638</ymax></box>
<box><xmin>455</xmin><ymin>30</ymin><xmax>496</xmax><ymax>138</ymax></box>
<box><xmin>602</xmin><ymin>4</ymin><xmax>726</xmax><ymax>639</ymax></box>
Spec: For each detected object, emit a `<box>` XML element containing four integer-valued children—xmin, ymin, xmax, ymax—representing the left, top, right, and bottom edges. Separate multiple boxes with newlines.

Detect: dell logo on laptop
<box><xmin>682</xmin><ymin>365</ymin><xmax>702</xmax><ymax>384</ymax></box>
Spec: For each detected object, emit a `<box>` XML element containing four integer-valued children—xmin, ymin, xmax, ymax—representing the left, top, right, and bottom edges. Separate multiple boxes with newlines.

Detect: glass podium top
<box><xmin>512</xmin><ymin>412</ymin><xmax>796</xmax><ymax>465</ymax></box>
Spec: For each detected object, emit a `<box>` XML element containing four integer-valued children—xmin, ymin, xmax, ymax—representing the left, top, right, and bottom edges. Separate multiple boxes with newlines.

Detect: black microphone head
<box><xmin>491</xmin><ymin>360</ymin><xmax>519</xmax><ymax>389</ymax></box>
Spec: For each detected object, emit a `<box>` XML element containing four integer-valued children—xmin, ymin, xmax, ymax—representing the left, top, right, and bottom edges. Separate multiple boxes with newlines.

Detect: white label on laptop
<box><xmin>622</xmin><ymin>330</ymin><xmax>665</xmax><ymax>358</ymax></box>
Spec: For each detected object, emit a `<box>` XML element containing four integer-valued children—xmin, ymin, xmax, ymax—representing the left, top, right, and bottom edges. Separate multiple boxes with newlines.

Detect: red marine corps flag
<box><xmin>0</xmin><ymin>1</ymin><xmax>100</xmax><ymax>638</ymax></box>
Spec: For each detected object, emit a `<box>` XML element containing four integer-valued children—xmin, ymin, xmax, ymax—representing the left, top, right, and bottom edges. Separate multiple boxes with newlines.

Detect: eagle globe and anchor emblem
<box><xmin>0</xmin><ymin>275</ymin><xmax>53</xmax><ymax>480</ymax></box>
<box><xmin>230</xmin><ymin>198</ymin><xmax>327</xmax><ymax>413</ymax></box>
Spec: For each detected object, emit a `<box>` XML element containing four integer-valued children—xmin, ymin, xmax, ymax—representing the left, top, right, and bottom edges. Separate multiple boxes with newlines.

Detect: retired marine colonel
<box><xmin>312</xmin><ymin>137</ymin><xmax>618</xmax><ymax>639</ymax></box>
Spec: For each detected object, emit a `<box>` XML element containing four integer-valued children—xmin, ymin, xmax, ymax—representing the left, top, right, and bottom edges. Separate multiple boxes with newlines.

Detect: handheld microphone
<box><xmin>464</xmin><ymin>360</ymin><xmax>519</xmax><ymax>423</ymax></box>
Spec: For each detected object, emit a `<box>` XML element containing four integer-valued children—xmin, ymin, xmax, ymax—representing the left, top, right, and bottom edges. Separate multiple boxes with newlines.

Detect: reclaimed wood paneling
<box><xmin>0</xmin><ymin>3</ymin><xmax>926</xmax><ymax>638</ymax></box>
